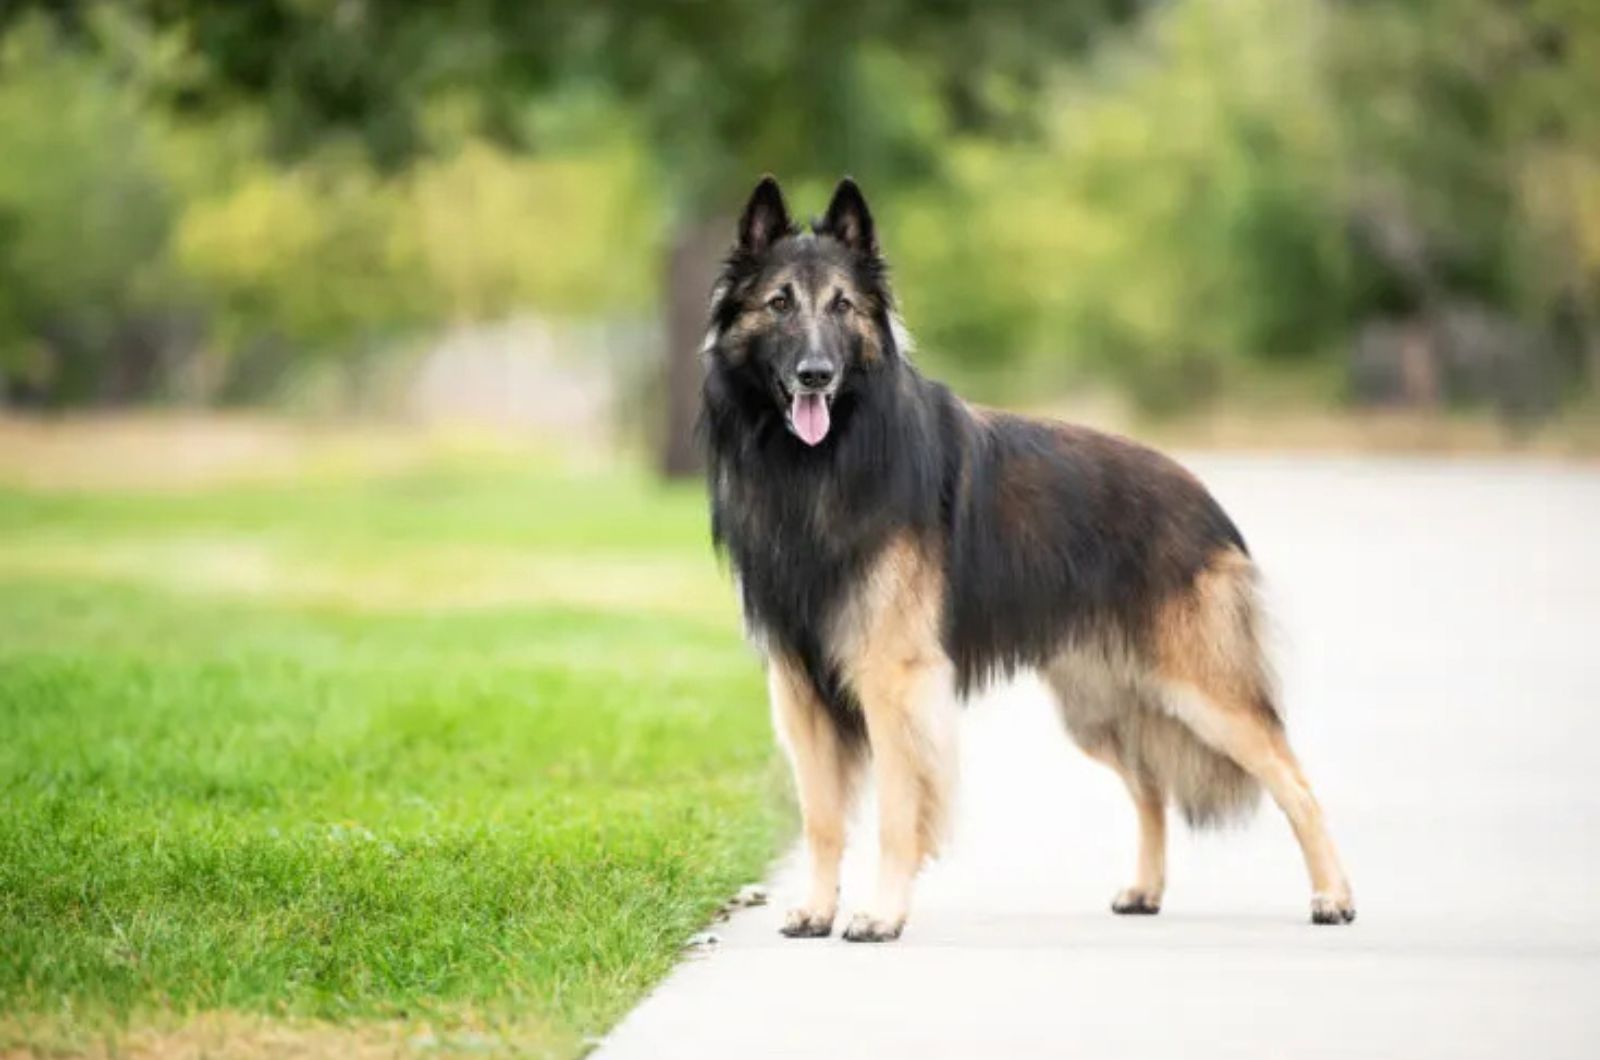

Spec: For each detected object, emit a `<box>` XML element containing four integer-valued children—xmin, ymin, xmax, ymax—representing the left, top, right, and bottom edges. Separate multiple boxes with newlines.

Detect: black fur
<box><xmin>702</xmin><ymin>178</ymin><xmax>1248</xmax><ymax>744</ymax></box>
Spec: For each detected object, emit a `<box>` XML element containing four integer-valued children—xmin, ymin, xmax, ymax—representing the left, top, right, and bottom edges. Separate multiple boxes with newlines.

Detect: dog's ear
<box><xmin>818</xmin><ymin>177</ymin><xmax>877</xmax><ymax>257</ymax></box>
<box><xmin>738</xmin><ymin>175</ymin><xmax>794</xmax><ymax>255</ymax></box>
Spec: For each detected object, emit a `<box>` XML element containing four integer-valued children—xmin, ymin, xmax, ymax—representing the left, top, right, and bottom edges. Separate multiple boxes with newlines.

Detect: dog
<box><xmin>699</xmin><ymin>175</ymin><xmax>1354</xmax><ymax>942</ymax></box>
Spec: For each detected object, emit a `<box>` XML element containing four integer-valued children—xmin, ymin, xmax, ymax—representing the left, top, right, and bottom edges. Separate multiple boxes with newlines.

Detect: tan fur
<box><xmin>1085</xmin><ymin>745</ymin><xmax>1167</xmax><ymax>909</ymax></box>
<box><xmin>756</xmin><ymin>265</ymin><xmax>804</xmax><ymax>305</ymax></box>
<box><xmin>827</xmin><ymin>534</ymin><xmax>958</xmax><ymax>936</ymax></box>
<box><xmin>849</xmin><ymin>309</ymin><xmax>884</xmax><ymax>364</ymax></box>
<box><xmin>1146</xmin><ymin>548</ymin><xmax>1357</xmax><ymax>895</ymax></box>
<box><xmin>770</xmin><ymin>539</ymin><xmax>1352</xmax><ymax>935</ymax></box>
<box><xmin>1042</xmin><ymin>546</ymin><xmax>1282</xmax><ymax>912</ymax></box>
<box><xmin>1153</xmin><ymin>548</ymin><xmax>1276</xmax><ymax>718</ymax></box>
<box><xmin>718</xmin><ymin>311</ymin><xmax>762</xmax><ymax>364</ymax></box>
<box><xmin>768</xmin><ymin>655</ymin><xmax>864</xmax><ymax>934</ymax></box>
<box><xmin>1156</xmin><ymin>641</ymin><xmax>1354</xmax><ymax>920</ymax></box>
<box><xmin>1043</xmin><ymin>631</ymin><xmax>1259</xmax><ymax>830</ymax></box>
<box><xmin>741</xmin><ymin>261</ymin><xmax>884</xmax><ymax>362</ymax></box>
<box><xmin>1158</xmin><ymin>678</ymin><xmax>1353</xmax><ymax>914</ymax></box>
<box><xmin>1142</xmin><ymin>547</ymin><xmax>1351</xmax><ymax>916</ymax></box>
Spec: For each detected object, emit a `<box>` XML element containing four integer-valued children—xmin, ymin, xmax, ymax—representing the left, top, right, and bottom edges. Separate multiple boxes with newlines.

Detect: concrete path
<box><xmin>599</xmin><ymin>456</ymin><xmax>1600</xmax><ymax>1059</ymax></box>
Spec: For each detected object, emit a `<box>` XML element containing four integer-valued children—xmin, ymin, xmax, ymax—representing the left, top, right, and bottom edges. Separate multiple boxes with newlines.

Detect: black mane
<box><xmin>702</xmin><ymin>309</ymin><xmax>955</xmax><ymax>740</ymax></box>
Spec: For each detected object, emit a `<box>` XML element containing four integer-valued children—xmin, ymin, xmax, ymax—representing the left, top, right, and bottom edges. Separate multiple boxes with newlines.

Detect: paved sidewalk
<box><xmin>598</xmin><ymin>456</ymin><xmax>1600</xmax><ymax>1059</ymax></box>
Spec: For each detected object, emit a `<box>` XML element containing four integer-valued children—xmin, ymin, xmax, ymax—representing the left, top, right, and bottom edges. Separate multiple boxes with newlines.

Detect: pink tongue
<box><xmin>791</xmin><ymin>393</ymin><xmax>831</xmax><ymax>446</ymax></box>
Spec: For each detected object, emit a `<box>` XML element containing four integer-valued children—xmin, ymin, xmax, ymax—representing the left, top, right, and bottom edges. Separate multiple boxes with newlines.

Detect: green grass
<box><xmin>0</xmin><ymin>457</ymin><xmax>786</xmax><ymax>1056</ymax></box>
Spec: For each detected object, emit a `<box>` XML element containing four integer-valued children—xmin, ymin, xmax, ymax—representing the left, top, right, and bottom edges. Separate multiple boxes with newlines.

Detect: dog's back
<box><xmin>941</xmin><ymin>411</ymin><xmax>1273</xmax><ymax>828</ymax></box>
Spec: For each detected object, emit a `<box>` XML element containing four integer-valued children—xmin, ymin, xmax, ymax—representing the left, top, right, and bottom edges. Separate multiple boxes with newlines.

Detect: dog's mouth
<box><xmin>784</xmin><ymin>388</ymin><xmax>835</xmax><ymax>447</ymax></box>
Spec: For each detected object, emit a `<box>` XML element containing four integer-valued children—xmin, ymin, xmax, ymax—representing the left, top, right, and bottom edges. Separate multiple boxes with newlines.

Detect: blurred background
<box><xmin>1</xmin><ymin>0</ymin><xmax>1597</xmax><ymax>472</ymax></box>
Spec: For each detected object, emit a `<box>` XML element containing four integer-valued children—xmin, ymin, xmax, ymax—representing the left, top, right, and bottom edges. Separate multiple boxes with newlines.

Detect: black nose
<box><xmin>796</xmin><ymin>361</ymin><xmax>835</xmax><ymax>390</ymax></box>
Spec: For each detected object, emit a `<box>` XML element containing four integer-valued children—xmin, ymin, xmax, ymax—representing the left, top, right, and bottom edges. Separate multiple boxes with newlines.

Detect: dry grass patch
<box><xmin>2</xmin><ymin>1012</ymin><xmax>568</xmax><ymax>1059</ymax></box>
<box><xmin>0</xmin><ymin>415</ymin><xmax>565</xmax><ymax>493</ymax></box>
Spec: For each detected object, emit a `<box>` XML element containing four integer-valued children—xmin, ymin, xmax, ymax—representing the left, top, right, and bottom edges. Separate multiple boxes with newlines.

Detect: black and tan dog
<box><xmin>700</xmin><ymin>175</ymin><xmax>1354</xmax><ymax>942</ymax></box>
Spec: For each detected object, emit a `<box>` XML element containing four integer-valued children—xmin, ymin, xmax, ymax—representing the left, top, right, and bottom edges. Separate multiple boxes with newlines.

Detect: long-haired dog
<box><xmin>700</xmin><ymin>175</ymin><xmax>1354</xmax><ymax>941</ymax></box>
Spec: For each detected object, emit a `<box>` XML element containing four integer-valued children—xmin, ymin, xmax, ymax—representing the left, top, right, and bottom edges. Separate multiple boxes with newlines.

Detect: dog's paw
<box><xmin>1310</xmin><ymin>892</ymin><xmax>1356</xmax><ymax>925</ymax></box>
<box><xmin>841</xmin><ymin>912</ymin><xmax>904</xmax><ymax>943</ymax></box>
<box><xmin>1111</xmin><ymin>888</ymin><xmax>1162</xmax><ymax>915</ymax></box>
<box><xmin>779</xmin><ymin>908</ymin><xmax>834</xmax><ymax>938</ymax></box>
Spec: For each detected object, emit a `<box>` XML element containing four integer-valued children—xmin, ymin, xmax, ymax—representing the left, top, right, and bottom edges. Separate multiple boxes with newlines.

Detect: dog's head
<box><xmin>705</xmin><ymin>176</ymin><xmax>902</xmax><ymax>448</ymax></box>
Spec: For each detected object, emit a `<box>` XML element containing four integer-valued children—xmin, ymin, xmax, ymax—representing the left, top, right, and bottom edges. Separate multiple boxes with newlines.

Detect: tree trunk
<box><xmin>659</xmin><ymin>215</ymin><xmax>729</xmax><ymax>478</ymax></box>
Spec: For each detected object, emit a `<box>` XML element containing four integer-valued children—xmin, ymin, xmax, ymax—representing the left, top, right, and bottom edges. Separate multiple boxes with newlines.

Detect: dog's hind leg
<box><xmin>1045</xmin><ymin>651</ymin><xmax>1173</xmax><ymax>915</ymax></box>
<box><xmin>769</xmin><ymin>656</ymin><xmax>864</xmax><ymax>938</ymax></box>
<box><xmin>1164</xmin><ymin>682</ymin><xmax>1354</xmax><ymax>923</ymax></box>
<box><xmin>1157</xmin><ymin>550</ymin><xmax>1354</xmax><ymax>924</ymax></box>
<box><xmin>1083</xmin><ymin>745</ymin><xmax>1167</xmax><ymax>915</ymax></box>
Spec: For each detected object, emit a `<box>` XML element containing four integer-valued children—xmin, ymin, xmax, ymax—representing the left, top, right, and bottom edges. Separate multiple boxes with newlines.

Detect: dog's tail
<box><xmin>1128</xmin><ymin>709</ymin><xmax>1262</xmax><ymax>828</ymax></box>
<box><xmin>1046</xmin><ymin>547</ymin><xmax>1279</xmax><ymax>827</ymax></box>
<box><xmin>1147</xmin><ymin>546</ymin><xmax>1276</xmax><ymax>828</ymax></box>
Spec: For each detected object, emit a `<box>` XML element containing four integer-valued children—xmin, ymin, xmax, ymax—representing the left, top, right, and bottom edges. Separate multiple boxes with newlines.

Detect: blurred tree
<box><xmin>173</xmin><ymin>157</ymin><xmax>429</xmax><ymax>401</ymax></box>
<box><xmin>889</xmin><ymin>0</ymin><xmax>1350</xmax><ymax>412</ymax></box>
<box><xmin>515</xmin><ymin>2</ymin><xmax>1144</xmax><ymax>473</ymax></box>
<box><xmin>4</xmin><ymin>0</ymin><xmax>1142</xmax><ymax>470</ymax></box>
<box><xmin>1332</xmin><ymin>0</ymin><xmax>1600</xmax><ymax>415</ymax></box>
<box><xmin>5</xmin><ymin>0</ymin><xmax>1597</xmax><ymax>427</ymax></box>
<box><xmin>0</xmin><ymin>13</ymin><xmax>190</xmax><ymax>406</ymax></box>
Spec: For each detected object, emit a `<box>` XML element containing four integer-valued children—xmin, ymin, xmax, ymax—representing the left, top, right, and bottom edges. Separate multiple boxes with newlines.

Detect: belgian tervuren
<box><xmin>700</xmin><ymin>175</ymin><xmax>1354</xmax><ymax>941</ymax></box>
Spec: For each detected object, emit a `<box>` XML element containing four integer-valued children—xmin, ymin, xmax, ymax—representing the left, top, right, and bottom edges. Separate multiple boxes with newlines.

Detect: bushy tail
<box><xmin>1152</xmin><ymin>547</ymin><xmax>1281</xmax><ymax>827</ymax></box>
<box><xmin>1123</xmin><ymin>708</ymin><xmax>1262</xmax><ymax>828</ymax></box>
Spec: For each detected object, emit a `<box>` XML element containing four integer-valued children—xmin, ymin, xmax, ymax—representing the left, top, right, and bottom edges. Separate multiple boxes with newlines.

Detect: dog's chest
<box><xmin>716</xmin><ymin>468</ymin><xmax>889</xmax><ymax>640</ymax></box>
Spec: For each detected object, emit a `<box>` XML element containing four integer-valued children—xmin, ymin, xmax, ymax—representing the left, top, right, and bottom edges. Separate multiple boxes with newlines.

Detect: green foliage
<box><xmin>889</xmin><ymin>0</ymin><xmax>1349</xmax><ymax>407</ymax></box>
<box><xmin>405</xmin><ymin>139</ymin><xmax>658</xmax><ymax>320</ymax></box>
<box><xmin>0</xmin><ymin>7</ymin><xmax>658</xmax><ymax>406</ymax></box>
<box><xmin>0</xmin><ymin>0</ymin><xmax>1596</xmax><ymax>413</ymax></box>
<box><xmin>0</xmin><ymin>460</ymin><xmax>783</xmax><ymax>1050</ymax></box>
<box><xmin>890</xmin><ymin>0</ymin><xmax>1600</xmax><ymax>411</ymax></box>
<box><xmin>50</xmin><ymin>1</ymin><xmax>1138</xmax><ymax>205</ymax></box>
<box><xmin>172</xmin><ymin>135</ymin><xmax>657</xmax><ymax>399</ymax></box>
<box><xmin>176</xmin><ymin>156</ymin><xmax>429</xmax><ymax>393</ymax></box>
<box><xmin>1332</xmin><ymin>0</ymin><xmax>1600</xmax><ymax>314</ymax></box>
<box><xmin>0</xmin><ymin>14</ymin><xmax>183</xmax><ymax>404</ymax></box>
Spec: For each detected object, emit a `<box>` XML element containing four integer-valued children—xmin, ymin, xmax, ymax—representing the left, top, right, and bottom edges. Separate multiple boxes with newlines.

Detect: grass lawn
<box><xmin>0</xmin><ymin>444</ymin><xmax>786</xmax><ymax>1057</ymax></box>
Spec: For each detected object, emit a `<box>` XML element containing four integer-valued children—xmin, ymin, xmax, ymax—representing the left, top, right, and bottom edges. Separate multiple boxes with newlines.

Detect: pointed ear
<box><xmin>818</xmin><ymin>177</ymin><xmax>877</xmax><ymax>256</ymax></box>
<box><xmin>737</xmin><ymin>175</ymin><xmax>794</xmax><ymax>255</ymax></box>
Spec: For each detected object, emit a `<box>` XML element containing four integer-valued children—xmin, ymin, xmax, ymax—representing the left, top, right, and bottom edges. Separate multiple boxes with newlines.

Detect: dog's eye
<box><xmin>766</xmin><ymin>292</ymin><xmax>792</xmax><ymax>314</ymax></box>
<box><xmin>831</xmin><ymin>295</ymin><xmax>853</xmax><ymax>315</ymax></box>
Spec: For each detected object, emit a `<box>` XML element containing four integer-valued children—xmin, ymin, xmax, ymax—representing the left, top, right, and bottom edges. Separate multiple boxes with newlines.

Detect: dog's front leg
<box><xmin>769</xmin><ymin>656</ymin><xmax>863</xmax><ymax>937</ymax></box>
<box><xmin>843</xmin><ymin>654</ymin><xmax>959</xmax><ymax>942</ymax></box>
